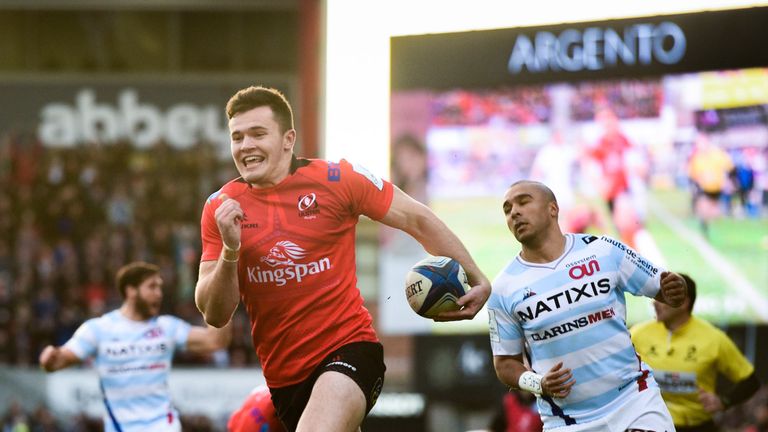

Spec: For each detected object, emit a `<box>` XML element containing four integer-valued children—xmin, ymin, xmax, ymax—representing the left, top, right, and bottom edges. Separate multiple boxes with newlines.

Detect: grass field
<box><xmin>432</xmin><ymin>188</ymin><xmax>768</xmax><ymax>326</ymax></box>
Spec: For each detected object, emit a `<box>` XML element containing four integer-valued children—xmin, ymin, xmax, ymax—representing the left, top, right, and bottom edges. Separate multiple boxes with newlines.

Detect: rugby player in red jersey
<box><xmin>195</xmin><ymin>86</ymin><xmax>491</xmax><ymax>432</ymax></box>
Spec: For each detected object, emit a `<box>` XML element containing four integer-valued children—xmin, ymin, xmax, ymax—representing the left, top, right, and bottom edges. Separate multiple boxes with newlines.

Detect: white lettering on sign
<box><xmin>508</xmin><ymin>22</ymin><xmax>686</xmax><ymax>74</ymax></box>
<box><xmin>37</xmin><ymin>88</ymin><xmax>228</xmax><ymax>148</ymax></box>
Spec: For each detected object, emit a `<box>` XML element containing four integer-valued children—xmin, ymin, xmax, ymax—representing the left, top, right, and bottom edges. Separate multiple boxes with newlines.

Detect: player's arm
<box><xmin>39</xmin><ymin>345</ymin><xmax>81</xmax><ymax>373</ymax></box>
<box><xmin>195</xmin><ymin>260</ymin><xmax>240</xmax><ymax>328</ymax></box>
<box><xmin>186</xmin><ymin>321</ymin><xmax>233</xmax><ymax>354</ymax></box>
<box><xmin>699</xmin><ymin>372</ymin><xmax>761</xmax><ymax>413</ymax></box>
<box><xmin>719</xmin><ymin>372</ymin><xmax>761</xmax><ymax>408</ymax></box>
<box><xmin>195</xmin><ymin>195</ymin><xmax>243</xmax><ymax>328</ymax></box>
<box><xmin>379</xmin><ymin>186</ymin><xmax>491</xmax><ymax>320</ymax></box>
<box><xmin>654</xmin><ymin>271</ymin><xmax>686</xmax><ymax>307</ymax></box>
<box><xmin>700</xmin><ymin>331</ymin><xmax>762</xmax><ymax>412</ymax></box>
<box><xmin>493</xmin><ymin>354</ymin><xmax>574</xmax><ymax>398</ymax></box>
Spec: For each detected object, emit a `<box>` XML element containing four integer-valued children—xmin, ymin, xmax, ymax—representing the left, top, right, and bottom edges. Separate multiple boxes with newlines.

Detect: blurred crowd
<box><xmin>1</xmin><ymin>399</ymin><xmax>217</xmax><ymax>432</ymax></box>
<box><xmin>0</xmin><ymin>131</ymin><xmax>258</xmax><ymax>368</ymax></box>
<box><xmin>570</xmin><ymin>80</ymin><xmax>662</xmax><ymax>121</ymax></box>
<box><xmin>431</xmin><ymin>87</ymin><xmax>551</xmax><ymax>126</ymax></box>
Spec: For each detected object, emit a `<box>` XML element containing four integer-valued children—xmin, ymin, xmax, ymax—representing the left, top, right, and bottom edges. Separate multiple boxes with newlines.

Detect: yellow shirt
<box><xmin>687</xmin><ymin>147</ymin><xmax>733</xmax><ymax>193</ymax></box>
<box><xmin>630</xmin><ymin>317</ymin><xmax>754</xmax><ymax>427</ymax></box>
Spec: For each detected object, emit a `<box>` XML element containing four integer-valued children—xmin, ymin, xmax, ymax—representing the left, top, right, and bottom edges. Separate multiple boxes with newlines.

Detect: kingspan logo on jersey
<box><xmin>248</xmin><ymin>240</ymin><xmax>332</xmax><ymax>286</ymax></box>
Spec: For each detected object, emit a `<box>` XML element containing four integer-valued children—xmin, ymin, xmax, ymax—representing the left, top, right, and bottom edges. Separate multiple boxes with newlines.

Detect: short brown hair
<box><xmin>226</xmin><ymin>86</ymin><xmax>294</xmax><ymax>133</ymax></box>
<box><xmin>116</xmin><ymin>262</ymin><xmax>160</xmax><ymax>298</ymax></box>
<box><xmin>679</xmin><ymin>273</ymin><xmax>697</xmax><ymax>313</ymax></box>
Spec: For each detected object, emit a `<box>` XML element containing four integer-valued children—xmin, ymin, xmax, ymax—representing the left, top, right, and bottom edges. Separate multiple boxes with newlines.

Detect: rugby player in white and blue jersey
<box><xmin>488</xmin><ymin>181</ymin><xmax>686</xmax><ymax>432</ymax></box>
<box><xmin>39</xmin><ymin>262</ymin><xmax>231</xmax><ymax>432</ymax></box>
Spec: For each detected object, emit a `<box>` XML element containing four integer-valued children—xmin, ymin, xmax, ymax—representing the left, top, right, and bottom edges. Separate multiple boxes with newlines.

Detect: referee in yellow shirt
<box><xmin>631</xmin><ymin>273</ymin><xmax>761</xmax><ymax>432</ymax></box>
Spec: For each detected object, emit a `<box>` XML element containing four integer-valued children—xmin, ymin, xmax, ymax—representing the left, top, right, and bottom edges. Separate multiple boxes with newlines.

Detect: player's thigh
<box><xmin>297</xmin><ymin>371</ymin><xmax>366</xmax><ymax>432</ymax></box>
<box><xmin>297</xmin><ymin>341</ymin><xmax>385</xmax><ymax>432</ymax></box>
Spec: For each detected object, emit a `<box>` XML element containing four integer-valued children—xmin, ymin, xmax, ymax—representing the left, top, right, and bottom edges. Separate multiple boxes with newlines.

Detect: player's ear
<box><xmin>282</xmin><ymin>129</ymin><xmax>296</xmax><ymax>151</ymax></box>
<box><xmin>549</xmin><ymin>201</ymin><xmax>559</xmax><ymax>218</ymax></box>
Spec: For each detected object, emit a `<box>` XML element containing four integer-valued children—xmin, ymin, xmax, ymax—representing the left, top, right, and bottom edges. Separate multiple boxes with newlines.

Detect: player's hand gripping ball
<box><xmin>405</xmin><ymin>256</ymin><xmax>471</xmax><ymax>318</ymax></box>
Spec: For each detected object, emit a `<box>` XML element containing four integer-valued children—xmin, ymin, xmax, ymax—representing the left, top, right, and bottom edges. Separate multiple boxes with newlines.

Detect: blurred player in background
<box><xmin>228</xmin><ymin>385</ymin><xmax>285</xmax><ymax>432</ymax></box>
<box><xmin>488</xmin><ymin>389</ymin><xmax>543</xmax><ymax>432</ymax></box>
<box><xmin>39</xmin><ymin>261</ymin><xmax>231</xmax><ymax>432</ymax></box>
<box><xmin>631</xmin><ymin>273</ymin><xmax>761</xmax><ymax>432</ymax></box>
<box><xmin>194</xmin><ymin>86</ymin><xmax>491</xmax><ymax>432</ymax></box>
<box><xmin>687</xmin><ymin>133</ymin><xmax>734</xmax><ymax>238</ymax></box>
<box><xmin>488</xmin><ymin>180</ymin><xmax>686</xmax><ymax>431</ymax></box>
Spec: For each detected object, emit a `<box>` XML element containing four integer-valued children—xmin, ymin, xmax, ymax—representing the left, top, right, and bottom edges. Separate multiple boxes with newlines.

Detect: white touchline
<box><xmin>648</xmin><ymin>198</ymin><xmax>768</xmax><ymax>320</ymax></box>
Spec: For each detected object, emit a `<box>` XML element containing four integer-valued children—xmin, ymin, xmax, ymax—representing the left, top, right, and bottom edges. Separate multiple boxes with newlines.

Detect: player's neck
<box><xmin>247</xmin><ymin>152</ymin><xmax>294</xmax><ymax>189</ymax></box>
<box><xmin>119</xmin><ymin>304</ymin><xmax>150</xmax><ymax>322</ymax></box>
<box><xmin>663</xmin><ymin>313</ymin><xmax>691</xmax><ymax>332</ymax></box>
<box><xmin>521</xmin><ymin>231</ymin><xmax>566</xmax><ymax>263</ymax></box>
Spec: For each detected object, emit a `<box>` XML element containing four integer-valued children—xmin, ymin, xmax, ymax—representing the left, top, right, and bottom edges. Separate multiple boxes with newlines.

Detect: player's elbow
<box><xmin>212</xmin><ymin>323</ymin><xmax>234</xmax><ymax>349</ymax></box>
<box><xmin>203</xmin><ymin>314</ymin><xmax>230</xmax><ymax>329</ymax></box>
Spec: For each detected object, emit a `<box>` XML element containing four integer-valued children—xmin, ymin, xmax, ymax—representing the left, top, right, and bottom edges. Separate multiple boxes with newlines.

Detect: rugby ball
<box><xmin>405</xmin><ymin>256</ymin><xmax>471</xmax><ymax>318</ymax></box>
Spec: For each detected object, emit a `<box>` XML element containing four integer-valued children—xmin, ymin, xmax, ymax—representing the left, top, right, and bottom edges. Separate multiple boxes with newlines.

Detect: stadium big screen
<box><xmin>381</xmin><ymin>7</ymin><xmax>768</xmax><ymax>334</ymax></box>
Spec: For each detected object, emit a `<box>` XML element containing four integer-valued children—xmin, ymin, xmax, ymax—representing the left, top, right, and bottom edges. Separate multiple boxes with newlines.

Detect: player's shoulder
<box><xmin>77</xmin><ymin>310</ymin><xmax>120</xmax><ymax>334</ymax></box>
<box><xmin>156</xmin><ymin>314</ymin><xmax>189</xmax><ymax>328</ymax></box>
<box><xmin>205</xmin><ymin>179</ymin><xmax>250</xmax><ymax>205</ymax></box>
<box><xmin>629</xmin><ymin>319</ymin><xmax>663</xmax><ymax>337</ymax></box>
<box><xmin>292</xmin><ymin>157</ymin><xmax>339</xmax><ymax>180</ymax></box>
<box><xmin>689</xmin><ymin>316</ymin><xmax>725</xmax><ymax>337</ymax></box>
<box><xmin>574</xmin><ymin>233</ymin><xmax>630</xmax><ymax>257</ymax></box>
<box><xmin>301</xmin><ymin>157</ymin><xmax>386</xmax><ymax>190</ymax></box>
<box><xmin>571</xmin><ymin>233</ymin><xmax>601</xmax><ymax>246</ymax></box>
<box><xmin>593</xmin><ymin>234</ymin><xmax>627</xmax><ymax>250</ymax></box>
<box><xmin>94</xmin><ymin>309</ymin><xmax>123</xmax><ymax>325</ymax></box>
<box><xmin>492</xmin><ymin>258</ymin><xmax>529</xmax><ymax>292</ymax></box>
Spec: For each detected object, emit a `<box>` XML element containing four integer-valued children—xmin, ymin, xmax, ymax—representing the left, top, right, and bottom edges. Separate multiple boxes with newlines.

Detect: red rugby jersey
<box><xmin>200</xmin><ymin>157</ymin><xmax>394</xmax><ymax>387</ymax></box>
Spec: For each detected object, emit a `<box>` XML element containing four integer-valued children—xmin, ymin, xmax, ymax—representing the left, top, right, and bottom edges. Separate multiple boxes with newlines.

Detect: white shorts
<box><xmin>545</xmin><ymin>387</ymin><xmax>675</xmax><ymax>432</ymax></box>
<box><xmin>104</xmin><ymin>413</ymin><xmax>182</xmax><ymax>432</ymax></box>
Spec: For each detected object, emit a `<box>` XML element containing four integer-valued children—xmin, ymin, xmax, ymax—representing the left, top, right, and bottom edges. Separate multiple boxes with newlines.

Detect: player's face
<box><xmin>229</xmin><ymin>106</ymin><xmax>296</xmax><ymax>188</ymax></box>
<box><xmin>502</xmin><ymin>184</ymin><xmax>556</xmax><ymax>243</ymax></box>
<box><xmin>133</xmin><ymin>274</ymin><xmax>163</xmax><ymax>320</ymax></box>
<box><xmin>653</xmin><ymin>299</ymin><xmax>686</xmax><ymax>325</ymax></box>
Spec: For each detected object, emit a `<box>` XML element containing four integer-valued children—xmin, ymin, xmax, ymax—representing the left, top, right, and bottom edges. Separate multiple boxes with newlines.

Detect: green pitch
<box><xmin>431</xmin><ymin>188</ymin><xmax>768</xmax><ymax>328</ymax></box>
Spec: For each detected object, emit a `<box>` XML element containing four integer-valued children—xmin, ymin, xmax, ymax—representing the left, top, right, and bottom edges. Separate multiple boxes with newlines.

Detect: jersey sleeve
<box><xmin>63</xmin><ymin>319</ymin><xmax>99</xmax><ymax>360</ymax></box>
<box><xmin>601</xmin><ymin>235</ymin><xmax>663</xmax><ymax>298</ymax></box>
<box><xmin>200</xmin><ymin>189</ymin><xmax>225</xmax><ymax>262</ymax></box>
<box><xmin>487</xmin><ymin>282</ymin><xmax>525</xmax><ymax>356</ymax></box>
<box><xmin>160</xmin><ymin>315</ymin><xmax>193</xmax><ymax>352</ymax></box>
<box><xmin>337</xmin><ymin>159</ymin><xmax>394</xmax><ymax>220</ymax></box>
<box><xmin>715</xmin><ymin>329</ymin><xmax>755</xmax><ymax>383</ymax></box>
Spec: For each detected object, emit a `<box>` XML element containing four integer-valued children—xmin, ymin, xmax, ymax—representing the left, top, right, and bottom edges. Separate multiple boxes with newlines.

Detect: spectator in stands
<box><xmin>745</xmin><ymin>400</ymin><xmax>768</xmax><ymax>432</ymax></box>
<box><xmin>2</xmin><ymin>400</ymin><xmax>31</xmax><ymax>432</ymax></box>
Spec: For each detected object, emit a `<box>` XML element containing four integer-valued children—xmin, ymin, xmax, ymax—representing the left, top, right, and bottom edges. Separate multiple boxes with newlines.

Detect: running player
<box><xmin>39</xmin><ymin>261</ymin><xmax>231</xmax><ymax>432</ymax></box>
<box><xmin>228</xmin><ymin>385</ymin><xmax>285</xmax><ymax>432</ymax></box>
<box><xmin>631</xmin><ymin>273</ymin><xmax>761</xmax><ymax>432</ymax></box>
<box><xmin>194</xmin><ymin>86</ymin><xmax>491</xmax><ymax>432</ymax></box>
<box><xmin>488</xmin><ymin>180</ymin><xmax>686</xmax><ymax>431</ymax></box>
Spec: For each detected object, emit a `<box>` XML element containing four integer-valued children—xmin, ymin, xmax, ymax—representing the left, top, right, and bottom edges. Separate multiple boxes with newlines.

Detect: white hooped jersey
<box><xmin>488</xmin><ymin>234</ymin><xmax>663</xmax><ymax>429</ymax></box>
<box><xmin>64</xmin><ymin>310</ymin><xmax>191</xmax><ymax>432</ymax></box>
